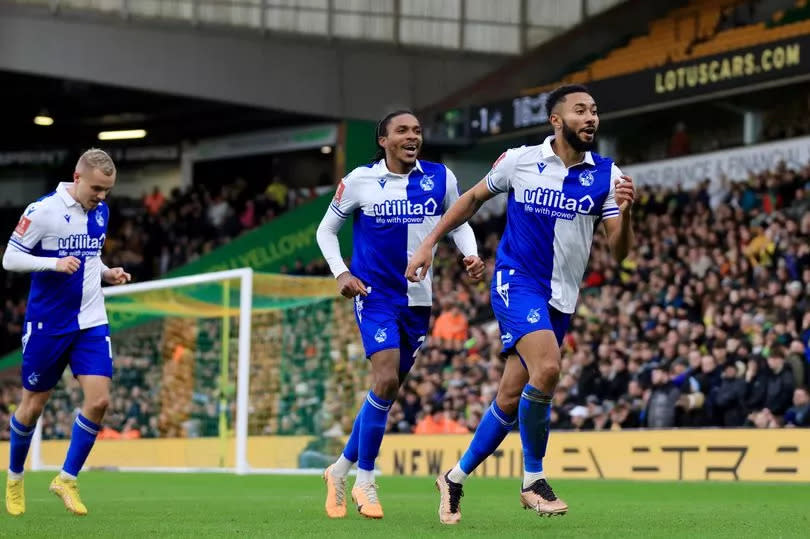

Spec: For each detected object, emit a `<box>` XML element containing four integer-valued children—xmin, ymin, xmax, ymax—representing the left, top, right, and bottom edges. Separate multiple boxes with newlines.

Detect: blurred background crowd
<box><xmin>4</xmin><ymin>158</ymin><xmax>810</xmax><ymax>440</ymax></box>
<box><xmin>382</xmin><ymin>161</ymin><xmax>810</xmax><ymax>435</ymax></box>
<box><xmin>2</xmin><ymin>0</ymin><xmax>810</xmax><ymax>442</ymax></box>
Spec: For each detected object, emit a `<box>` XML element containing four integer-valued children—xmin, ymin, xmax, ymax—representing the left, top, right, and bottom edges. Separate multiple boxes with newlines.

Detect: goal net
<box><xmin>29</xmin><ymin>268</ymin><xmax>366</xmax><ymax>474</ymax></box>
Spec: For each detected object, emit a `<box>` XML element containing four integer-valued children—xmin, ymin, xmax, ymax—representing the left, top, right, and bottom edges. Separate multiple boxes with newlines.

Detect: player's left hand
<box><xmin>615</xmin><ymin>175</ymin><xmax>635</xmax><ymax>213</ymax></box>
<box><xmin>103</xmin><ymin>267</ymin><xmax>132</xmax><ymax>285</ymax></box>
<box><xmin>463</xmin><ymin>255</ymin><xmax>485</xmax><ymax>282</ymax></box>
<box><xmin>406</xmin><ymin>244</ymin><xmax>434</xmax><ymax>282</ymax></box>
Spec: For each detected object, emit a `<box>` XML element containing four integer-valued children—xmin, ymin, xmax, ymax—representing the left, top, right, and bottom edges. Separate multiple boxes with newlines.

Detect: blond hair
<box><xmin>77</xmin><ymin>148</ymin><xmax>116</xmax><ymax>177</ymax></box>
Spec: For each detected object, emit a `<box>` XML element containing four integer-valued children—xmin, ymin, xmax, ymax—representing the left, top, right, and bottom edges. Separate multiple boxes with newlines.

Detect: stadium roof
<box><xmin>0</xmin><ymin>70</ymin><xmax>326</xmax><ymax>149</ymax></box>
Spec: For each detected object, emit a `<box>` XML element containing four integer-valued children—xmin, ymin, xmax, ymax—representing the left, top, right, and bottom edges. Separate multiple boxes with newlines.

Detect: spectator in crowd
<box><xmin>239</xmin><ymin>200</ymin><xmax>257</xmax><ymax>230</ymax></box>
<box><xmin>746</xmin><ymin>407</ymin><xmax>780</xmax><ymax>429</ymax></box>
<box><xmin>784</xmin><ymin>387</ymin><xmax>810</xmax><ymax>427</ymax></box>
<box><xmin>608</xmin><ymin>401</ymin><xmax>640</xmax><ymax>430</ymax></box>
<box><xmin>143</xmin><ymin>186</ymin><xmax>165</xmax><ymax>216</ymax></box>
<box><xmin>667</xmin><ymin>122</ymin><xmax>691</xmax><ymax>157</ymax></box>
<box><xmin>265</xmin><ymin>176</ymin><xmax>288</xmax><ymax>212</ymax></box>
<box><xmin>413</xmin><ymin>403</ymin><xmax>468</xmax><ymax>434</ymax></box>
<box><xmin>207</xmin><ymin>189</ymin><xmax>231</xmax><ymax>229</ymax></box>
<box><xmin>568</xmin><ymin>406</ymin><xmax>592</xmax><ymax>431</ymax></box>
<box><xmin>645</xmin><ymin>365</ymin><xmax>682</xmax><ymax>428</ymax></box>
<box><xmin>762</xmin><ymin>350</ymin><xmax>796</xmax><ymax>417</ymax></box>
<box><xmin>431</xmin><ymin>302</ymin><xmax>469</xmax><ymax>351</ymax></box>
<box><xmin>714</xmin><ymin>362</ymin><xmax>748</xmax><ymax>426</ymax></box>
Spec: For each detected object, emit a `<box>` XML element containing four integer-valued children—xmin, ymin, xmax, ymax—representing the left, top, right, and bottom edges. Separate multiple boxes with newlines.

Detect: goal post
<box><xmin>105</xmin><ymin>267</ymin><xmax>254</xmax><ymax>474</ymax></box>
<box><xmin>26</xmin><ymin>267</ymin><xmax>362</xmax><ymax>475</ymax></box>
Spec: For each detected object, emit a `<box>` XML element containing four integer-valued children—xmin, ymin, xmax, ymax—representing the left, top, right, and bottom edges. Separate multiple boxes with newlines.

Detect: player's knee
<box><xmin>495</xmin><ymin>392</ymin><xmax>520</xmax><ymax>416</ymax></box>
<box><xmin>16</xmin><ymin>403</ymin><xmax>44</xmax><ymax>425</ymax></box>
<box><xmin>87</xmin><ymin>394</ymin><xmax>110</xmax><ymax>415</ymax></box>
<box><xmin>18</xmin><ymin>393</ymin><xmax>48</xmax><ymax>423</ymax></box>
<box><xmin>372</xmin><ymin>374</ymin><xmax>399</xmax><ymax>401</ymax></box>
<box><xmin>528</xmin><ymin>360</ymin><xmax>561</xmax><ymax>391</ymax></box>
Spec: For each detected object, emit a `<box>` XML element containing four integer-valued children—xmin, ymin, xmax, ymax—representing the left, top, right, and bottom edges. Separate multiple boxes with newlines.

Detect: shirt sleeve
<box><xmin>327</xmin><ymin>175</ymin><xmax>361</xmax><ymax>221</ymax></box>
<box><xmin>601</xmin><ymin>163</ymin><xmax>622</xmax><ymax>221</ymax></box>
<box><xmin>443</xmin><ymin>166</ymin><xmax>478</xmax><ymax>257</ymax></box>
<box><xmin>316</xmin><ymin>208</ymin><xmax>349</xmax><ymax>278</ymax></box>
<box><xmin>2</xmin><ymin>244</ymin><xmax>58</xmax><ymax>272</ymax></box>
<box><xmin>318</xmin><ymin>179</ymin><xmax>359</xmax><ymax>278</ymax></box>
<box><xmin>442</xmin><ymin>166</ymin><xmax>462</xmax><ymax>210</ymax></box>
<box><xmin>485</xmin><ymin>148</ymin><xmax>519</xmax><ymax>194</ymax></box>
<box><xmin>8</xmin><ymin>202</ymin><xmax>48</xmax><ymax>254</ymax></box>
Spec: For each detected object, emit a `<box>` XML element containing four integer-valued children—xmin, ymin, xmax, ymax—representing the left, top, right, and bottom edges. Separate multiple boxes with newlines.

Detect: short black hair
<box><xmin>372</xmin><ymin>109</ymin><xmax>417</xmax><ymax>162</ymax></box>
<box><xmin>545</xmin><ymin>84</ymin><xmax>591</xmax><ymax>119</ymax></box>
<box><xmin>376</xmin><ymin>109</ymin><xmax>416</xmax><ymax>139</ymax></box>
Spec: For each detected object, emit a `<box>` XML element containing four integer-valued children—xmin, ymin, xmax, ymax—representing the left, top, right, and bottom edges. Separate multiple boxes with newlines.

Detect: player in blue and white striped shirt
<box><xmin>316</xmin><ymin>110</ymin><xmax>483</xmax><ymax>519</ymax></box>
<box><xmin>3</xmin><ymin>149</ymin><xmax>130</xmax><ymax>517</ymax></box>
<box><xmin>407</xmin><ymin>85</ymin><xmax>636</xmax><ymax>523</ymax></box>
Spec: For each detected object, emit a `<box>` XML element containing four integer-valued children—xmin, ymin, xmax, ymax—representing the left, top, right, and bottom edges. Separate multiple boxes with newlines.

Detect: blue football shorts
<box><xmin>21</xmin><ymin>323</ymin><xmax>113</xmax><ymax>391</ymax></box>
<box><xmin>490</xmin><ymin>269</ymin><xmax>571</xmax><ymax>364</ymax></box>
<box><xmin>353</xmin><ymin>291</ymin><xmax>430</xmax><ymax>375</ymax></box>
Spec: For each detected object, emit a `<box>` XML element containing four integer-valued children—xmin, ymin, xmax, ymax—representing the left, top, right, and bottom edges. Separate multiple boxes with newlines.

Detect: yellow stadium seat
<box><xmin>518</xmin><ymin>0</ymin><xmax>799</xmax><ymax>94</ymax></box>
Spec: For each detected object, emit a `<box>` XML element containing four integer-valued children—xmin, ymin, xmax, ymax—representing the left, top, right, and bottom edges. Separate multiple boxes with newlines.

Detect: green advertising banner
<box><xmin>168</xmin><ymin>192</ymin><xmax>349</xmax><ymax>277</ymax></box>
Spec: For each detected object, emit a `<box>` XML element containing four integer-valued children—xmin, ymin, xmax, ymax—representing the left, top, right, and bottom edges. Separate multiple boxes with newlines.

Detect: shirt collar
<box><xmin>540</xmin><ymin>135</ymin><xmax>595</xmax><ymax>167</ymax></box>
<box><xmin>376</xmin><ymin>158</ymin><xmax>424</xmax><ymax>175</ymax></box>
<box><xmin>57</xmin><ymin>182</ymin><xmax>81</xmax><ymax>208</ymax></box>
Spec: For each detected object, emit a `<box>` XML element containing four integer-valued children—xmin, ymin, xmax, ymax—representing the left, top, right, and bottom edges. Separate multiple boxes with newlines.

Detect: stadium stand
<box><xmin>3</xmin><ymin>153</ymin><xmax>810</xmax><ymax>439</ymax></box>
<box><xmin>523</xmin><ymin>0</ymin><xmax>810</xmax><ymax>92</ymax></box>
<box><xmin>390</xmin><ymin>157</ymin><xmax>810</xmax><ymax>433</ymax></box>
<box><xmin>0</xmin><ymin>178</ymin><xmax>332</xmax><ymax>357</ymax></box>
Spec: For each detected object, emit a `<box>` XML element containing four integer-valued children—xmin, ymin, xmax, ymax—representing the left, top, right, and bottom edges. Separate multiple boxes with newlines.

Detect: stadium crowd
<box><xmin>97</xmin><ymin>176</ymin><xmax>331</xmax><ymax>283</ymax></box>
<box><xmin>0</xmin><ymin>176</ymin><xmax>330</xmax><ymax>440</ymax></box>
<box><xmin>386</xmin><ymin>159</ymin><xmax>810</xmax><ymax>435</ymax></box>
<box><xmin>2</xmin><ymin>158</ymin><xmax>810</xmax><ymax>440</ymax></box>
<box><xmin>0</xmin><ymin>177</ymin><xmax>330</xmax><ymax>356</ymax></box>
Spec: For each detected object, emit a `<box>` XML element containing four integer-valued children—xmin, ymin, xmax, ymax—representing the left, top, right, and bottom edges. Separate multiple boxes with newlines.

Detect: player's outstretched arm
<box><xmin>603</xmin><ymin>174</ymin><xmax>636</xmax><ymax>263</ymax></box>
<box><xmin>405</xmin><ymin>179</ymin><xmax>494</xmax><ymax>282</ymax></box>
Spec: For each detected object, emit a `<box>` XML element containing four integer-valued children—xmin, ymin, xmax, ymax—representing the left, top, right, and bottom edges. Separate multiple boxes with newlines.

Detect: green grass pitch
<box><xmin>3</xmin><ymin>472</ymin><xmax>808</xmax><ymax>537</ymax></box>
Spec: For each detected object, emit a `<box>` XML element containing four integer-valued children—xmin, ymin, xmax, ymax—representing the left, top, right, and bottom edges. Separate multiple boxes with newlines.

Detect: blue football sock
<box><xmin>342</xmin><ymin>413</ymin><xmax>361</xmax><ymax>462</ymax></box>
<box><xmin>519</xmin><ymin>384</ymin><xmax>552</xmax><ymax>474</ymax></box>
<box><xmin>62</xmin><ymin>414</ymin><xmax>100</xmax><ymax>477</ymax></box>
<box><xmin>357</xmin><ymin>390</ymin><xmax>392</xmax><ymax>472</ymax></box>
<box><xmin>9</xmin><ymin>415</ymin><xmax>35</xmax><ymax>474</ymax></box>
<box><xmin>459</xmin><ymin>402</ymin><xmax>516</xmax><ymax>474</ymax></box>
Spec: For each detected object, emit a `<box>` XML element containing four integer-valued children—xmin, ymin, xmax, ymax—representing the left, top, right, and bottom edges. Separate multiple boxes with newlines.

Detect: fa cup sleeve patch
<box><xmin>13</xmin><ymin>216</ymin><xmax>32</xmax><ymax>238</ymax></box>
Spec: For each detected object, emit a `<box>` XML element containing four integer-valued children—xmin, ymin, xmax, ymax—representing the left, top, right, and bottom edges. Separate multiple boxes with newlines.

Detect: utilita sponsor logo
<box><xmin>522</xmin><ymin>188</ymin><xmax>594</xmax><ymax>219</ymax></box>
<box><xmin>373</xmin><ymin>198</ymin><xmax>438</xmax><ymax>224</ymax></box>
<box><xmin>58</xmin><ymin>234</ymin><xmax>105</xmax><ymax>251</ymax></box>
